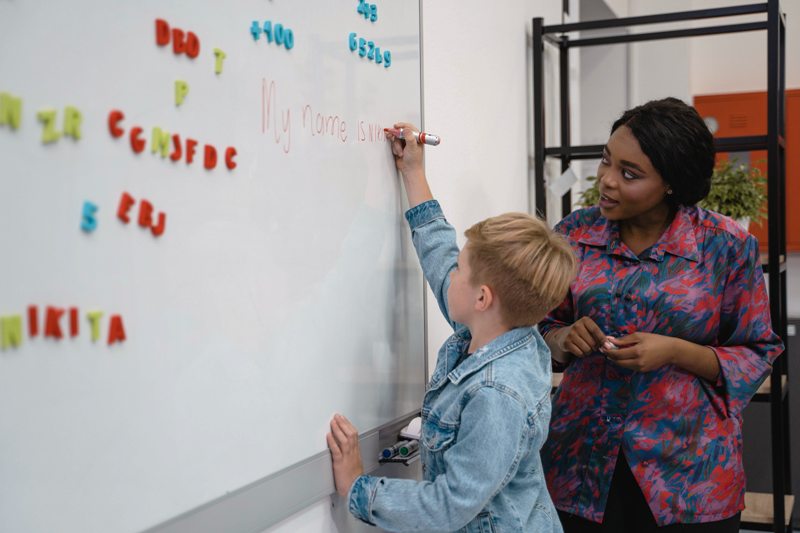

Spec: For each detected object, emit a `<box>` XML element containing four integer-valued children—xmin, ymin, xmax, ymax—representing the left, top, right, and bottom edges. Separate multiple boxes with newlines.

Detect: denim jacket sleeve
<box><xmin>348</xmin><ymin>386</ymin><xmax>529</xmax><ymax>532</ymax></box>
<box><xmin>404</xmin><ymin>200</ymin><xmax>460</xmax><ymax>329</ymax></box>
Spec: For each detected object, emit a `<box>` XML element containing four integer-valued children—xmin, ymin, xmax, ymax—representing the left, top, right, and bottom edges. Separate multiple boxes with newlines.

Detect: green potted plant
<box><xmin>576</xmin><ymin>159</ymin><xmax>766</xmax><ymax>229</ymax></box>
<box><xmin>699</xmin><ymin>159</ymin><xmax>767</xmax><ymax>229</ymax></box>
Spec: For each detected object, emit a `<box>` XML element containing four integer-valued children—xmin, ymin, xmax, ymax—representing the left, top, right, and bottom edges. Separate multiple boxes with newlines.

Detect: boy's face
<box><xmin>448</xmin><ymin>243</ymin><xmax>481</xmax><ymax>326</ymax></box>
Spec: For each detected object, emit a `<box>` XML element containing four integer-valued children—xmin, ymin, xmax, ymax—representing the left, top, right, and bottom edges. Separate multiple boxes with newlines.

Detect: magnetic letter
<box><xmin>130</xmin><ymin>127</ymin><xmax>146</xmax><ymax>153</ymax></box>
<box><xmin>0</xmin><ymin>92</ymin><xmax>23</xmax><ymax>130</ymax></box>
<box><xmin>44</xmin><ymin>306</ymin><xmax>65</xmax><ymax>339</ymax></box>
<box><xmin>27</xmin><ymin>305</ymin><xmax>38</xmax><ymax>337</ymax></box>
<box><xmin>175</xmin><ymin>80</ymin><xmax>189</xmax><ymax>106</ymax></box>
<box><xmin>172</xmin><ymin>28</ymin><xmax>186</xmax><ymax>54</ymax></box>
<box><xmin>151</xmin><ymin>127</ymin><xmax>171</xmax><ymax>157</ymax></box>
<box><xmin>155</xmin><ymin>19</ymin><xmax>170</xmax><ymax>46</ymax></box>
<box><xmin>117</xmin><ymin>192</ymin><xmax>135</xmax><ymax>223</ymax></box>
<box><xmin>69</xmin><ymin>307</ymin><xmax>79</xmax><ymax>337</ymax></box>
<box><xmin>138</xmin><ymin>199</ymin><xmax>154</xmax><ymax>228</ymax></box>
<box><xmin>170</xmin><ymin>134</ymin><xmax>183</xmax><ymax>161</ymax></box>
<box><xmin>1</xmin><ymin>315</ymin><xmax>23</xmax><ymax>349</ymax></box>
<box><xmin>186</xmin><ymin>32</ymin><xmax>200</xmax><ymax>58</ymax></box>
<box><xmin>81</xmin><ymin>201</ymin><xmax>98</xmax><ymax>232</ymax></box>
<box><xmin>63</xmin><ymin>106</ymin><xmax>82</xmax><ymax>140</ymax></box>
<box><xmin>107</xmin><ymin>315</ymin><xmax>126</xmax><ymax>345</ymax></box>
<box><xmin>87</xmin><ymin>311</ymin><xmax>103</xmax><ymax>342</ymax></box>
<box><xmin>225</xmin><ymin>147</ymin><xmax>237</xmax><ymax>170</ymax></box>
<box><xmin>151</xmin><ymin>212</ymin><xmax>167</xmax><ymax>237</ymax></box>
<box><xmin>37</xmin><ymin>109</ymin><xmax>61</xmax><ymax>143</ymax></box>
<box><xmin>108</xmin><ymin>109</ymin><xmax>125</xmax><ymax>137</ymax></box>
<box><xmin>185</xmin><ymin>138</ymin><xmax>197</xmax><ymax>164</ymax></box>
<box><xmin>213</xmin><ymin>48</ymin><xmax>226</xmax><ymax>74</ymax></box>
<box><xmin>203</xmin><ymin>144</ymin><xmax>217</xmax><ymax>169</ymax></box>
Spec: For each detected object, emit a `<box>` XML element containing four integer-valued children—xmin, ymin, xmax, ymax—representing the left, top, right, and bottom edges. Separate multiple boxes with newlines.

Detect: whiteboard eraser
<box><xmin>399</xmin><ymin>416</ymin><xmax>421</xmax><ymax>440</ymax></box>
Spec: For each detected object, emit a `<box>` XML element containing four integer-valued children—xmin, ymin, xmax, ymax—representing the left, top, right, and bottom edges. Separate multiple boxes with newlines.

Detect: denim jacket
<box><xmin>348</xmin><ymin>200</ymin><xmax>562</xmax><ymax>533</ymax></box>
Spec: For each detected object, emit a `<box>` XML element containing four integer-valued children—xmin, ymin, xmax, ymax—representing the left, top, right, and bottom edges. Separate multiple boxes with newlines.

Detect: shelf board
<box><xmin>741</xmin><ymin>491</ymin><xmax>794</xmax><ymax>527</ymax></box>
<box><xmin>753</xmin><ymin>375</ymin><xmax>788</xmax><ymax>402</ymax></box>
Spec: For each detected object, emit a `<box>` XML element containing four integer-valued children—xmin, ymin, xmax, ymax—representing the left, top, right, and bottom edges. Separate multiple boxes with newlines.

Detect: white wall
<box><xmin>261</xmin><ymin>1</ymin><xmax>573</xmax><ymax>531</ymax></box>
<box><xmin>690</xmin><ymin>0</ymin><xmax>800</xmax><ymax>95</ymax></box>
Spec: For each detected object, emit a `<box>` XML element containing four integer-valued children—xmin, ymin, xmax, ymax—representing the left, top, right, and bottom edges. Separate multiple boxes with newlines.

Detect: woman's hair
<box><xmin>464</xmin><ymin>213</ymin><xmax>576</xmax><ymax>327</ymax></box>
<box><xmin>611</xmin><ymin>97</ymin><xmax>715</xmax><ymax>206</ymax></box>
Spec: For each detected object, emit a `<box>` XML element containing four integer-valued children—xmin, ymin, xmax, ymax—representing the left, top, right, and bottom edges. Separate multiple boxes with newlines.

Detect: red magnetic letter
<box><xmin>28</xmin><ymin>305</ymin><xmax>38</xmax><ymax>337</ymax></box>
<box><xmin>155</xmin><ymin>19</ymin><xmax>170</xmax><ymax>46</ymax></box>
<box><xmin>225</xmin><ymin>147</ymin><xmax>237</xmax><ymax>170</ymax></box>
<box><xmin>138</xmin><ymin>199</ymin><xmax>154</xmax><ymax>228</ymax></box>
<box><xmin>151</xmin><ymin>212</ymin><xmax>167</xmax><ymax>237</ymax></box>
<box><xmin>130</xmin><ymin>127</ymin><xmax>145</xmax><ymax>153</ymax></box>
<box><xmin>69</xmin><ymin>307</ymin><xmax>79</xmax><ymax>337</ymax></box>
<box><xmin>186</xmin><ymin>31</ymin><xmax>200</xmax><ymax>58</ymax></box>
<box><xmin>170</xmin><ymin>134</ymin><xmax>182</xmax><ymax>161</ymax></box>
<box><xmin>186</xmin><ymin>138</ymin><xmax>197</xmax><ymax>164</ymax></box>
<box><xmin>172</xmin><ymin>28</ymin><xmax>186</xmax><ymax>54</ymax></box>
<box><xmin>107</xmin><ymin>315</ymin><xmax>127</xmax><ymax>345</ymax></box>
<box><xmin>45</xmin><ymin>306</ymin><xmax>65</xmax><ymax>339</ymax></box>
<box><xmin>108</xmin><ymin>110</ymin><xmax>125</xmax><ymax>138</ymax></box>
<box><xmin>117</xmin><ymin>192</ymin><xmax>135</xmax><ymax>223</ymax></box>
<box><xmin>204</xmin><ymin>144</ymin><xmax>217</xmax><ymax>170</ymax></box>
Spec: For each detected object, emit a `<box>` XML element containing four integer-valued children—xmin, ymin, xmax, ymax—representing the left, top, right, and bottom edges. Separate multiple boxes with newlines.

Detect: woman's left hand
<box><xmin>602</xmin><ymin>332</ymin><xmax>676</xmax><ymax>372</ymax></box>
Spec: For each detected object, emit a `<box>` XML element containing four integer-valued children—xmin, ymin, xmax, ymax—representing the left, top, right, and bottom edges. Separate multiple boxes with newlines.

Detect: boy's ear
<box><xmin>475</xmin><ymin>285</ymin><xmax>494</xmax><ymax>312</ymax></box>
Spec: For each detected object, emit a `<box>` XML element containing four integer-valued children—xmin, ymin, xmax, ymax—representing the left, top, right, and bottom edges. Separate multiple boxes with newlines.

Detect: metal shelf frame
<box><xmin>532</xmin><ymin>2</ymin><xmax>790</xmax><ymax>531</ymax></box>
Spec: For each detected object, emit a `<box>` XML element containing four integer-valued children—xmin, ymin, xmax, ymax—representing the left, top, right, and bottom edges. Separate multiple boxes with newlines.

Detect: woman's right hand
<box><xmin>556</xmin><ymin>317</ymin><xmax>609</xmax><ymax>357</ymax></box>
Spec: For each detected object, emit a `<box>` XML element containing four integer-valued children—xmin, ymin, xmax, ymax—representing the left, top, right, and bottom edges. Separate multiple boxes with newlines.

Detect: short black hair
<box><xmin>611</xmin><ymin>97</ymin><xmax>715</xmax><ymax>206</ymax></box>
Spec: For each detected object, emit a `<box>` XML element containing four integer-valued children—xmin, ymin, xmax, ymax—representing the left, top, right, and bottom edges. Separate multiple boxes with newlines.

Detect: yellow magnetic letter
<box><xmin>37</xmin><ymin>109</ymin><xmax>61</xmax><ymax>143</ymax></box>
<box><xmin>87</xmin><ymin>311</ymin><xmax>103</xmax><ymax>342</ymax></box>
<box><xmin>1</xmin><ymin>315</ymin><xmax>23</xmax><ymax>349</ymax></box>
<box><xmin>213</xmin><ymin>48</ymin><xmax>227</xmax><ymax>75</ymax></box>
<box><xmin>63</xmin><ymin>106</ymin><xmax>83</xmax><ymax>140</ymax></box>
<box><xmin>151</xmin><ymin>127</ymin><xmax>171</xmax><ymax>157</ymax></box>
<box><xmin>0</xmin><ymin>92</ymin><xmax>23</xmax><ymax>130</ymax></box>
<box><xmin>175</xmin><ymin>80</ymin><xmax>189</xmax><ymax>106</ymax></box>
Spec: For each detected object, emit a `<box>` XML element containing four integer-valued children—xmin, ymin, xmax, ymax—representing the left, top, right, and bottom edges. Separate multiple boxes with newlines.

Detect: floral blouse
<box><xmin>538</xmin><ymin>205</ymin><xmax>784</xmax><ymax>526</ymax></box>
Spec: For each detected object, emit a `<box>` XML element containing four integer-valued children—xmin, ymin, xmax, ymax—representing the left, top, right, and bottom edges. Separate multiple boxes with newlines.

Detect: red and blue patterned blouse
<box><xmin>539</xmin><ymin>205</ymin><xmax>784</xmax><ymax>526</ymax></box>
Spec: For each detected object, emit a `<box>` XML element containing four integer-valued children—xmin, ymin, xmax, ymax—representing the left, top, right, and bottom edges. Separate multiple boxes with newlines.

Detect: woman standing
<box><xmin>540</xmin><ymin>97</ymin><xmax>784</xmax><ymax>532</ymax></box>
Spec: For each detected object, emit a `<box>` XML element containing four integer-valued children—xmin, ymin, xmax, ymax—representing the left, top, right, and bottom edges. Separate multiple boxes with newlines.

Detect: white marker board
<box><xmin>0</xmin><ymin>1</ymin><xmax>425</xmax><ymax>532</ymax></box>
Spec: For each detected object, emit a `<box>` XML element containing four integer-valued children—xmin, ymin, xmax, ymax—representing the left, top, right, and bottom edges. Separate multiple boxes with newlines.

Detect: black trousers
<box><xmin>558</xmin><ymin>453</ymin><xmax>741</xmax><ymax>533</ymax></box>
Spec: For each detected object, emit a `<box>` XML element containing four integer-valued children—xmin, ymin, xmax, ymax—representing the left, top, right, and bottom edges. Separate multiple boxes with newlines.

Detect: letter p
<box><xmin>175</xmin><ymin>80</ymin><xmax>189</xmax><ymax>107</ymax></box>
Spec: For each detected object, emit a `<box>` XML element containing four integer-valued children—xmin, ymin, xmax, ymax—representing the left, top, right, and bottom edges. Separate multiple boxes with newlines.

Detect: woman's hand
<box><xmin>327</xmin><ymin>414</ymin><xmax>364</xmax><ymax>498</ymax></box>
<box><xmin>604</xmin><ymin>333</ymin><xmax>721</xmax><ymax>380</ymax></box>
<box><xmin>603</xmin><ymin>332</ymin><xmax>676</xmax><ymax>372</ymax></box>
<box><xmin>555</xmin><ymin>317</ymin><xmax>609</xmax><ymax>358</ymax></box>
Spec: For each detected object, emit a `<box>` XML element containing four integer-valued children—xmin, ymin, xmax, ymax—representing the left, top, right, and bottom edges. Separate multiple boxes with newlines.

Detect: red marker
<box><xmin>384</xmin><ymin>127</ymin><xmax>441</xmax><ymax>146</ymax></box>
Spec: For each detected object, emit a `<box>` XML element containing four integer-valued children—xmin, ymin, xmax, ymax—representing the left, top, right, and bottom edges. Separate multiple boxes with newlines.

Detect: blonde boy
<box><xmin>328</xmin><ymin>123</ymin><xmax>576</xmax><ymax>532</ymax></box>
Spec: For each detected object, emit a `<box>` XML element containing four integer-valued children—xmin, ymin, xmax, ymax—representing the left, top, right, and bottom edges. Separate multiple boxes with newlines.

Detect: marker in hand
<box><xmin>384</xmin><ymin>127</ymin><xmax>441</xmax><ymax>146</ymax></box>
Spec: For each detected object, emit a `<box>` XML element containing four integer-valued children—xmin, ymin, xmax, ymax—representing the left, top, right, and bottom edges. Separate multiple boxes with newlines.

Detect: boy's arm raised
<box><xmin>387</xmin><ymin>122</ymin><xmax>432</xmax><ymax>208</ymax></box>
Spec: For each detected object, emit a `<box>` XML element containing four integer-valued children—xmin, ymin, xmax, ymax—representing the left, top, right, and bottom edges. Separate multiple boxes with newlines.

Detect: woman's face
<box><xmin>596</xmin><ymin>125</ymin><xmax>672</xmax><ymax>223</ymax></box>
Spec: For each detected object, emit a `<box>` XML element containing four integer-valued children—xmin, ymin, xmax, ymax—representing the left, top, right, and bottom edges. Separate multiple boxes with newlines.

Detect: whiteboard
<box><xmin>0</xmin><ymin>2</ymin><xmax>425</xmax><ymax>532</ymax></box>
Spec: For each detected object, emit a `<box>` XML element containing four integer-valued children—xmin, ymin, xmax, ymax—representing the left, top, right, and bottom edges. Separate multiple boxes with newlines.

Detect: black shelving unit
<box><xmin>533</xmin><ymin>3</ymin><xmax>791</xmax><ymax>531</ymax></box>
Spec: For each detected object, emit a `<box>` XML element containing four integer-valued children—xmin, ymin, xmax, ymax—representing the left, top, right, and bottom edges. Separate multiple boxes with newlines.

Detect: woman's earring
<box><xmin>667</xmin><ymin>189</ymin><xmax>673</xmax><ymax>195</ymax></box>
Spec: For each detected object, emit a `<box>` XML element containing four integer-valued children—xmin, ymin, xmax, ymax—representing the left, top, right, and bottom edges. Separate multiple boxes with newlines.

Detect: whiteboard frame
<box><xmin>142</xmin><ymin>3</ymin><xmax>427</xmax><ymax>531</ymax></box>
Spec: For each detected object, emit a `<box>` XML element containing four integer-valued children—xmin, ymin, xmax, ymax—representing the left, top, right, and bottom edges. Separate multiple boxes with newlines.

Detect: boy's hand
<box><xmin>327</xmin><ymin>414</ymin><xmax>364</xmax><ymax>498</ymax></box>
<box><xmin>386</xmin><ymin>122</ymin><xmax>425</xmax><ymax>179</ymax></box>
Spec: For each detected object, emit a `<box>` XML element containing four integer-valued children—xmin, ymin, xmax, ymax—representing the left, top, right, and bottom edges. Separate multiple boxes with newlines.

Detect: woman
<box><xmin>539</xmin><ymin>97</ymin><xmax>783</xmax><ymax>532</ymax></box>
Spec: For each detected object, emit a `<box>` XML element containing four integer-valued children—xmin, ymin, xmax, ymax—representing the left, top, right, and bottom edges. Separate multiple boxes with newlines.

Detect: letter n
<box><xmin>1</xmin><ymin>315</ymin><xmax>23</xmax><ymax>349</ymax></box>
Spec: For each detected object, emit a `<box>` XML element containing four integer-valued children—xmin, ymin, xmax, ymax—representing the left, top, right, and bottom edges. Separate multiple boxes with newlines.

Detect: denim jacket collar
<box><xmin>432</xmin><ymin>327</ymin><xmax>536</xmax><ymax>387</ymax></box>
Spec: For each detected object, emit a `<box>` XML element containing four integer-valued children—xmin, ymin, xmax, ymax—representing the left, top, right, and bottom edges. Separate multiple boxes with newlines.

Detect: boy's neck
<box><xmin>467</xmin><ymin>321</ymin><xmax>512</xmax><ymax>354</ymax></box>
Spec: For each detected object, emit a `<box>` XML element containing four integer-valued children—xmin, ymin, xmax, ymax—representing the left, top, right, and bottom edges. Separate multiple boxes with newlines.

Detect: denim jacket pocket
<box><xmin>461</xmin><ymin>511</ymin><xmax>497</xmax><ymax>533</ymax></box>
<box><xmin>421</xmin><ymin>416</ymin><xmax>457</xmax><ymax>474</ymax></box>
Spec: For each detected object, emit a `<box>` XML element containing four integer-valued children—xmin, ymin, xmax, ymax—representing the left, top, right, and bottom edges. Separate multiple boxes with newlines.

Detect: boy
<box><xmin>327</xmin><ymin>123</ymin><xmax>575</xmax><ymax>532</ymax></box>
